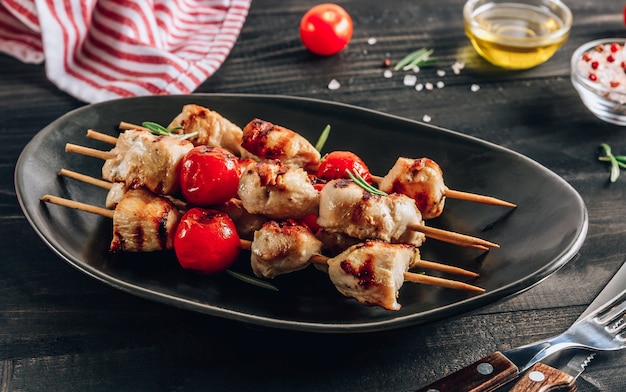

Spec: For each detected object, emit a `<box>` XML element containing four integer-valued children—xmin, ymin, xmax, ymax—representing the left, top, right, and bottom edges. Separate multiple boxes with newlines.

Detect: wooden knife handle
<box><xmin>508</xmin><ymin>362</ymin><xmax>575</xmax><ymax>392</ymax></box>
<box><xmin>414</xmin><ymin>351</ymin><xmax>519</xmax><ymax>392</ymax></box>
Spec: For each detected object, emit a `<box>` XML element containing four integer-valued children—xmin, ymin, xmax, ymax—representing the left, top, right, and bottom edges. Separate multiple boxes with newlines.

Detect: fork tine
<box><xmin>594</xmin><ymin>291</ymin><xmax>626</xmax><ymax>325</ymax></box>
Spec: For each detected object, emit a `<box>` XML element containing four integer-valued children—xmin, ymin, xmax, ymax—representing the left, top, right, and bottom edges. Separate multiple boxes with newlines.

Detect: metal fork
<box><xmin>505</xmin><ymin>288</ymin><xmax>626</xmax><ymax>373</ymax></box>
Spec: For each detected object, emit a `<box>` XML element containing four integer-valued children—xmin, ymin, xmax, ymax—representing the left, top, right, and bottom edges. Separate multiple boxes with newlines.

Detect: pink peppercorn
<box><xmin>608</xmin><ymin>55</ymin><xmax>616</xmax><ymax>63</ymax></box>
<box><xmin>611</xmin><ymin>81</ymin><xmax>621</xmax><ymax>88</ymax></box>
<box><xmin>589</xmin><ymin>73</ymin><xmax>598</xmax><ymax>81</ymax></box>
<box><xmin>583</xmin><ymin>53</ymin><xmax>592</xmax><ymax>62</ymax></box>
<box><xmin>611</xmin><ymin>43</ymin><xmax>620</xmax><ymax>53</ymax></box>
<box><xmin>591</xmin><ymin>61</ymin><xmax>599</xmax><ymax>69</ymax></box>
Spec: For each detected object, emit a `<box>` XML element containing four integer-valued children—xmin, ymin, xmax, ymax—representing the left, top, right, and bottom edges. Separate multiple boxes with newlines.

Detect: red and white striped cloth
<box><xmin>0</xmin><ymin>0</ymin><xmax>250</xmax><ymax>103</ymax></box>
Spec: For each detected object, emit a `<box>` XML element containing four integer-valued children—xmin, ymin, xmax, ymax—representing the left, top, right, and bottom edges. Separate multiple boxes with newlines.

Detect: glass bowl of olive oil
<box><xmin>463</xmin><ymin>0</ymin><xmax>572</xmax><ymax>69</ymax></box>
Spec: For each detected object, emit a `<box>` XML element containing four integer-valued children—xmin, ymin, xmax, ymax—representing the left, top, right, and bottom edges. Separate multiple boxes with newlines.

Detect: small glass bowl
<box><xmin>571</xmin><ymin>38</ymin><xmax>626</xmax><ymax>126</ymax></box>
<box><xmin>463</xmin><ymin>0</ymin><xmax>572</xmax><ymax>69</ymax></box>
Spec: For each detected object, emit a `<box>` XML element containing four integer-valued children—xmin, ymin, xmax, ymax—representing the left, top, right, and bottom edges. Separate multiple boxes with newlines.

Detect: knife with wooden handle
<box><xmin>414</xmin><ymin>261</ymin><xmax>626</xmax><ymax>392</ymax></box>
<box><xmin>508</xmin><ymin>352</ymin><xmax>595</xmax><ymax>392</ymax></box>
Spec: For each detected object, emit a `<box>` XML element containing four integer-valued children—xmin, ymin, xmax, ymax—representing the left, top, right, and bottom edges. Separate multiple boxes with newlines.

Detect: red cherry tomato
<box><xmin>179</xmin><ymin>146</ymin><xmax>240</xmax><ymax>206</ymax></box>
<box><xmin>298</xmin><ymin>213</ymin><xmax>321</xmax><ymax>233</ymax></box>
<box><xmin>174</xmin><ymin>208</ymin><xmax>241</xmax><ymax>274</ymax></box>
<box><xmin>318</xmin><ymin>150</ymin><xmax>372</xmax><ymax>182</ymax></box>
<box><xmin>299</xmin><ymin>3</ymin><xmax>353</xmax><ymax>56</ymax></box>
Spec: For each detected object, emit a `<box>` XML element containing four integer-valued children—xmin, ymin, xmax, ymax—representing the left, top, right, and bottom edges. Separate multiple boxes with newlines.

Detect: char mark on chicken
<box><xmin>168</xmin><ymin>103</ymin><xmax>247</xmax><ymax>157</ymax></box>
<box><xmin>250</xmin><ymin>220</ymin><xmax>323</xmax><ymax>279</ymax></box>
<box><xmin>327</xmin><ymin>240</ymin><xmax>420</xmax><ymax>310</ymax></box>
<box><xmin>238</xmin><ymin>160</ymin><xmax>320</xmax><ymax>220</ymax></box>
<box><xmin>378</xmin><ymin>157</ymin><xmax>446</xmax><ymax>220</ymax></box>
<box><xmin>110</xmin><ymin>188</ymin><xmax>182</xmax><ymax>252</ymax></box>
<box><xmin>241</xmin><ymin>118</ymin><xmax>321</xmax><ymax>170</ymax></box>
<box><xmin>102</xmin><ymin>129</ymin><xmax>193</xmax><ymax>195</ymax></box>
<box><xmin>317</xmin><ymin>179</ymin><xmax>425</xmax><ymax>246</ymax></box>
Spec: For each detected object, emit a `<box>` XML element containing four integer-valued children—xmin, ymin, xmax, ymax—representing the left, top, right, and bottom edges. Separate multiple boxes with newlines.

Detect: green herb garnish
<box><xmin>141</xmin><ymin>121</ymin><xmax>198</xmax><ymax>140</ymax></box>
<box><xmin>226</xmin><ymin>270</ymin><xmax>279</xmax><ymax>292</ymax></box>
<box><xmin>346</xmin><ymin>169</ymin><xmax>387</xmax><ymax>196</ymax></box>
<box><xmin>599</xmin><ymin>143</ymin><xmax>623</xmax><ymax>182</ymax></box>
<box><xmin>314</xmin><ymin>124</ymin><xmax>331</xmax><ymax>152</ymax></box>
<box><xmin>394</xmin><ymin>48</ymin><xmax>436</xmax><ymax>71</ymax></box>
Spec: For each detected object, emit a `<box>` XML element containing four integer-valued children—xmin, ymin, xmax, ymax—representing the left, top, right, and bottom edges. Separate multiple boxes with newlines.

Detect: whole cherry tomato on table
<box><xmin>179</xmin><ymin>146</ymin><xmax>240</xmax><ymax>206</ymax></box>
<box><xmin>318</xmin><ymin>150</ymin><xmax>372</xmax><ymax>183</ymax></box>
<box><xmin>174</xmin><ymin>208</ymin><xmax>241</xmax><ymax>275</ymax></box>
<box><xmin>299</xmin><ymin>3</ymin><xmax>353</xmax><ymax>56</ymax></box>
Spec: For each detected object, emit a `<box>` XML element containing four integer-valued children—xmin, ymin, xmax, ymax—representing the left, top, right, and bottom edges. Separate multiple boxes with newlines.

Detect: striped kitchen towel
<box><xmin>0</xmin><ymin>0</ymin><xmax>250</xmax><ymax>103</ymax></box>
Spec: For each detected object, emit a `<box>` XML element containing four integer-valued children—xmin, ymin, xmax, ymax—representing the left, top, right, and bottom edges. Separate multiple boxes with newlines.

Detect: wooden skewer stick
<box><xmin>40</xmin><ymin>194</ymin><xmax>484</xmax><ymax>294</ymax></box>
<box><xmin>58</xmin><ymin>168</ymin><xmax>113</xmax><ymax>190</ymax></box>
<box><xmin>370</xmin><ymin>174</ymin><xmax>516</xmax><ymax>208</ymax></box>
<box><xmin>41</xmin><ymin>194</ymin><xmax>114</xmax><ymax>219</ymax></box>
<box><xmin>409</xmin><ymin>223</ymin><xmax>498</xmax><ymax>250</ymax></box>
<box><xmin>239</xmin><ymin>239</ymin><xmax>483</xmax><ymax>292</ymax></box>
<box><xmin>86</xmin><ymin>129</ymin><xmax>118</xmax><ymax>145</ymax></box>
<box><xmin>119</xmin><ymin>121</ymin><xmax>150</xmax><ymax>132</ymax></box>
<box><xmin>65</xmin><ymin>143</ymin><xmax>114</xmax><ymax>160</ymax></box>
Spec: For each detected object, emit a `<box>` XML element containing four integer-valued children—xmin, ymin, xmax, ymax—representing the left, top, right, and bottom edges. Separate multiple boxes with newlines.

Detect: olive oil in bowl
<box><xmin>464</xmin><ymin>0</ymin><xmax>572</xmax><ymax>69</ymax></box>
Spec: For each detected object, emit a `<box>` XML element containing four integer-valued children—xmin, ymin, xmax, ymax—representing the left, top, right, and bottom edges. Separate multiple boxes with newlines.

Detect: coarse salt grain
<box><xmin>436</xmin><ymin>81</ymin><xmax>445</xmax><ymax>88</ymax></box>
<box><xmin>471</xmin><ymin>84</ymin><xmax>480</xmax><ymax>92</ymax></box>
<box><xmin>367</xmin><ymin>37</ymin><xmax>377</xmax><ymax>45</ymax></box>
<box><xmin>437</xmin><ymin>69</ymin><xmax>446</xmax><ymax>77</ymax></box>
<box><xmin>328</xmin><ymin>79</ymin><xmax>341</xmax><ymax>90</ymax></box>
<box><xmin>452</xmin><ymin>61</ymin><xmax>465</xmax><ymax>75</ymax></box>
<box><xmin>577</xmin><ymin>41</ymin><xmax>626</xmax><ymax>102</ymax></box>
<box><xmin>425</xmin><ymin>82</ymin><xmax>434</xmax><ymax>90</ymax></box>
<box><xmin>403</xmin><ymin>74</ymin><xmax>417</xmax><ymax>86</ymax></box>
<box><xmin>383</xmin><ymin>69</ymin><xmax>393</xmax><ymax>78</ymax></box>
<box><xmin>415</xmin><ymin>83</ymin><xmax>424</xmax><ymax>91</ymax></box>
<box><xmin>422</xmin><ymin>114</ymin><xmax>432</xmax><ymax>122</ymax></box>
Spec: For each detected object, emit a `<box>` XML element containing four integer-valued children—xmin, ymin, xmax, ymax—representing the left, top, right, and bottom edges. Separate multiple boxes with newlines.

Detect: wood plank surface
<box><xmin>1</xmin><ymin>1</ymin><xmax>625</xmax><ymax>391</ymax></box>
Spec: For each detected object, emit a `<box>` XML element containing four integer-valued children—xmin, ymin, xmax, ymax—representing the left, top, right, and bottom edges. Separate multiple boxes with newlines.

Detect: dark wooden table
<box><xmin>2</xmin><ymin>1</ymin><xmax>625</xmax><ymax>391</ymax></box>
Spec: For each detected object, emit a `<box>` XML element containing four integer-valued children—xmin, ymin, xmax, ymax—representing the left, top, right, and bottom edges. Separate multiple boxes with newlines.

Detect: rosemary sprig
<box><xmin>226</xmin><ymin>269</ymin><xmax>279</xmax><ymax>292</ymax></box>
<box><xmin>346</xmin><ymin>169</ymin><xmax>388</xmax><ymax>196</ymax></box>
<box><xmin>141</xmin><ymin>121</ymin><xmax>198</xmax><ymax>140</ymax></box>
<box><xmin>394</xmin><ymin>48</ymin><xmax>436</xmax><ymax>71</ymax></box>
<box><xmin>314</xmin><ymin>124</ymin><xmax>331</xmax><ymax>152</ymax></box>
<box><xmin>599</xmin><ymin>143</ymin><xmax>621</xmax><ymax>182</ymax></box>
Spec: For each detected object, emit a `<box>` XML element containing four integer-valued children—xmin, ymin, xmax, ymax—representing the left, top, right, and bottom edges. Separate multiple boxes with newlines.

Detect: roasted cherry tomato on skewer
<box><xmin>179</xmin><ymin>146</ymin><xmax>240</xmax><ymax>206</ymax></box>
<box><xmin>318</xmin><ymin>150</ymin><xmax>372</xmax><ymax>183</ymax></box>
<box><xmin>174</xmin><ymin>208</ymin><xmax>241</xmax><ymax>274</ymax></box>
<box><xmin>299</xmin><ymin>3</ymin><xmax>353</xmax><ymax>56</ymax></box>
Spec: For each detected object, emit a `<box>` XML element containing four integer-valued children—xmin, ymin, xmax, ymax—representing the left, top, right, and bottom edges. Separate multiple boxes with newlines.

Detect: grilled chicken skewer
<box><xmin>58</xmin><ymin>168</ymin><xmax>479</xmax><ymax>279</ymax></box>
<box><xmin>120</xmin><ymin>104</ymin><xmax>248</xmax><ymax>157</ymax></box>
<box><xmin>242</xmin><ymin>236</ymin><xmax>483</xmax><ymax>310</ymax></box>
<box><xmin>93</xmin><ymin>123</ymin><xmax>515</xmax><ymax>219</ymax></box>
<box><xmin>41</xmin><ymin>190</ymin><xmax>181</xmax><ymax>252</ymax></box>
<box><xmin>66</xmin><ymin>139</ymin><xmax>498</xmax><ymax>249</ymax></box>
<box><xmin>372</xmin><ymin>157</ymin><xmax>516</xmax><ymax>219</ymax></box>
<box><xmin>318</xmin><ymin>179</ymin><xmax>498</xmax><ymax>250</ymax></box>
<box><xmin>40</xmin><ymin>193</ymin><xmax>484</xmax><ymax>310</ymax></box>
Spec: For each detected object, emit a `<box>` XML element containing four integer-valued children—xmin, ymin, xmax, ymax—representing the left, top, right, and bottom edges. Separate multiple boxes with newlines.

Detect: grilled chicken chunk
<box><xmin>327</xmin><ymin>240</ymin><xmax>420</xmax><ymax>310</ymax></box>
<box><xmin>317</xmin><ymin>179</ymin><xmax>426</xmax><ymax>246</ymax></box>
<box><xmin>238</xmin><ymin>160</ymin><xmax>320</xmax><ymax>220</ymax></box>
<box><xmin>241</xmin><ymin>118</ymin><xmax>321</xmax><ymax>170</ymax></box>
<box><xmin>168</xmin><ymin>104</ymin><xmax>246</xmax><ymax>156</ymax></box>
<box><xmin>110</xmin><ymin>188</ymin><xmax>182</xmax><ymax>252</ymax></box>
<box><xmin>102</xmin><ymin>129</ymin><xmax>193</xmax><ymax>195</ymax></box>
<box><xmin>378</xmin><ymin>157</ymin><xmax>446</xmax><ymax>220</ymax></box>
<box><xmin>216</xmin><ymin>198</ymin><xmax>267</xmax><ymax>240</ymax></box>
<box><xmin>250</xmin><ymin>220</ymin><xmax>323</xmax><ymax>279</ymax></box>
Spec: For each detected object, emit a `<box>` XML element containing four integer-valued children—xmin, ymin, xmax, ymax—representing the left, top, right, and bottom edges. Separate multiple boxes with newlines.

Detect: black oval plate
<box><xmin>15</xmin><ymin>94</ymin><xmax>588</xmax><ymax>333</ymax></box>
